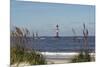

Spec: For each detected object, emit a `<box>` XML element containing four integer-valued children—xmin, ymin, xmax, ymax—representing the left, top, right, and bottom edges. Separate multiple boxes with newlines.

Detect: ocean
<box><xmin>11</xmin><ymin>36</ymin><xmax>95</xmax><ymax>53</ymax></box>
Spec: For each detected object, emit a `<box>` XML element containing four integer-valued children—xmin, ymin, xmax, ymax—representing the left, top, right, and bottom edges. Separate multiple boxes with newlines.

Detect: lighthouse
<box><xmin>55</xmin><ymin>24</ymin><xmax>59</xmax><ymax>38</ymax></box>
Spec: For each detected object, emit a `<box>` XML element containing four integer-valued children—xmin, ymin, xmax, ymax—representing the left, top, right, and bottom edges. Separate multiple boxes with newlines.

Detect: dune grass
<box><xmin>11</xmin><ymin>44</ymin><xmax>46</xmax><ymax>65</ymax></box>
<box><xmin>10</xmin><ymin>27</ymin><xmax>46</xmax><ymax>65</ymax></box>
<box><xmin>71</xmin><ymin>51</ymin><xmax>91</xmax><ymax>63</ymax></box>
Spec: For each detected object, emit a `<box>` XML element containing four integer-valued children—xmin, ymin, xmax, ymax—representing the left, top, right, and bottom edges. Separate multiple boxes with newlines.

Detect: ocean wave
<box><xmin>41</xmin><ymin>52</ymin><xmax>95</xmax><ymax>56</ymax></box>
<box><xmin>41</xmin><ymin>52</ymin><xmax>79</xmax><ymax>55</ymax></box>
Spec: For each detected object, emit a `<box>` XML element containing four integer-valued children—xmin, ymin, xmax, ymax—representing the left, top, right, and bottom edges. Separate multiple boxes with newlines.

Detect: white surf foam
<box><xmin>41</xmin><ymin>52</ymin><xmax>79</xmax><ymax>56</ymax></box>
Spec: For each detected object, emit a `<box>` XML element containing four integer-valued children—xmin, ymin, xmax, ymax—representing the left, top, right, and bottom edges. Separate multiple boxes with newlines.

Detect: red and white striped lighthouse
<box><xmin>55</xmin><ymin>24</ymin><xmax>59</xmax><ymax>38</ymax></box>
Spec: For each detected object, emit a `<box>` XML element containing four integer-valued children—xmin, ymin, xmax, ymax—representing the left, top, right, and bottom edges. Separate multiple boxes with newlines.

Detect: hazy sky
<box><xmin>11</xmin><ymin>0</ymin><xmax>95</xmax><ymax>36</ymax></box>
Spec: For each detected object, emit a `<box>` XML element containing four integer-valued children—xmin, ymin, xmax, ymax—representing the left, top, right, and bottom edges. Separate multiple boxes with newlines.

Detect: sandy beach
<box><xmin>41</xmin><ymin>52</ymin><xmax>95</xmax><ymax>64</ymax></box>
<box><xmin>11</xmin><ymin>52</ymin><xmax>95</xmax><ymax>67</ymax></box>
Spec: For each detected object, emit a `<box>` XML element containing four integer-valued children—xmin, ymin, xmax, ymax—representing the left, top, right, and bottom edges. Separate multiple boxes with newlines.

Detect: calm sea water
<box><xmin>11</xmin><ymin>36</ymin><xmax>95</xmax><ymax>53</ymax></box>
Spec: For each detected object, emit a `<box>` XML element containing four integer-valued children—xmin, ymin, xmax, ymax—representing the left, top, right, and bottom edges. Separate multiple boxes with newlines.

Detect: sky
<box><xmin>10</xmin><ymin>0</ymin><xmax>95</xmax><ymax>36</ymax></box>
